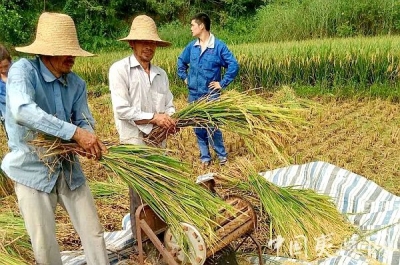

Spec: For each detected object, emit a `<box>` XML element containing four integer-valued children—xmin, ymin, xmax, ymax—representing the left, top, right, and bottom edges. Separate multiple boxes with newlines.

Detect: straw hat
<box><xmin>119</xmin><ymin>15</ymin><xmax>171</xmax><ymax>47</ymax></box>
<box><xmin>16</xmin><ymin>12</ymin><xmax>93</xmax><ymax>57</ymax></box>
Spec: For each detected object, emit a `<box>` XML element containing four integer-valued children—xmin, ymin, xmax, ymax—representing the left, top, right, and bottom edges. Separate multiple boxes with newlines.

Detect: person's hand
<box><xmin>208</xmin><ymin>81</ymin><xmax>222</xmax><ymax>91</ymax></box>
<box><xmin>72</xmin><ymin>127</ymin><xmax>107</xmax><ymax>160</ymax></box>
<box><xmin>151</xmin><ymin>113</ymin><xmax>176</xmax><ymax>129</ymax></box>
<box><xmin>184</xmin><ymin>78</ymin><xmax>188</xmax><ymax>85</ymax></box>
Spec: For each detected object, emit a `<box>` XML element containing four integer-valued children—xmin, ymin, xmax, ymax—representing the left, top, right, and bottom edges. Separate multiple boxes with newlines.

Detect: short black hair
<box><xmin>0</xmin><ymin>45</ymin><xmax>11</xmax><ymax>62</ymax></box>
<box><xmin>191</xmin><ymin>12</ymin><xmax>211</xmax><ymax>31</ymax></box>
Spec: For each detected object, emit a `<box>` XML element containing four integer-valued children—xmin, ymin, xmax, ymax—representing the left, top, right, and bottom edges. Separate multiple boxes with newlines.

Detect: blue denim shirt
<box><xmin>1</xmin><ymin>57</ymin><xmax>95</xmax><ymax>193</ymax></box>
<box><xmin>177</xmin><ymin>35</ymin><xmax>239</xmax><ymax>102</ymax></box>
<box><xmin>0</xmin><ymin>78</ymin><xmax>6</xmax><ymax>117</ymax></box>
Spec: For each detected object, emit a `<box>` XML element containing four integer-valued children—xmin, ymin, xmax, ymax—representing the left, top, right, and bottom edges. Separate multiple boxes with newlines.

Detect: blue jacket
<box><xmin>0</xmin><ymin>61</ymin><xmax>12</xmax><ymax>117</ymax></box>
<box><xmin>0</xmin><ymin>79</ymin><xmax>6</xmax><ymax>117</ymax></box>
<box><xmin>177</xmin><ymin>35</ymin><xmax>239</xmax><ymax>102</ymax></box>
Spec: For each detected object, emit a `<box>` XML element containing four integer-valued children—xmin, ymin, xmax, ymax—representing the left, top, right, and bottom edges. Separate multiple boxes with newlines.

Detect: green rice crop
<box><xmin>74</xmin><ymin>35</ymin><xmax>400</xmax><ymax>99</ymax></box>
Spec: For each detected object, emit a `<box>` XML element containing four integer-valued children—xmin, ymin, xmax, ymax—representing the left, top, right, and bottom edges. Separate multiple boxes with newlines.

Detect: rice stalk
<box><xmin>0</xmin><ymin>253</ymin><xmax>29</xmax><ymax>265</ymax></box>
<box><xmin>89</xmin><ymin>180</ymin><xmax>127</xmax><ymax>198</ymax></box>
<box><xmin>30</xmin><ymin>137</ymin><xmax>235</xmax><ymax>255</ymax></box>
<box><xmin>0</xmin><ymin>168</ymin><xmax>14</xmax><ymax>197</ymax></box>
<box><xmin>100</xmin><ymin>145</ymin><xmax>237</xmax><ymax>253</ymax></box>
<box><xmin>0</xmin><ymin>211</ymin><xmax>31</xmax><ymax>264</ymax></box>
<box><xmin>145</xmin><ymin>89</ymin><xmax>310</xmax><ymax>163</ymax></box>
<box><xmin>219</xmin><ymin>160</ymin><xmax>355</xmax><ymax>260</ymax></box>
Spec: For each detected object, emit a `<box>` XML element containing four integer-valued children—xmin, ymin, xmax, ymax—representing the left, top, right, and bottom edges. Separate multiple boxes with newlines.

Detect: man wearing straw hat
<box><xmin>108</xmin><ymin>15</ymin><xmax>176</xmax><ymax>239</ymax></box>
<box><xmin>1</xmin><ymin>12</ymin><xmax>109</xmax><ymax>265</ymax></box>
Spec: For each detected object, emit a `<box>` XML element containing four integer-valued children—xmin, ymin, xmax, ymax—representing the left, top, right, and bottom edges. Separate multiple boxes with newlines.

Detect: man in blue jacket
<box><xmin>177</xmin><ymin>12</ymin><xmax>239</xmax><ymax>166</ymax></box>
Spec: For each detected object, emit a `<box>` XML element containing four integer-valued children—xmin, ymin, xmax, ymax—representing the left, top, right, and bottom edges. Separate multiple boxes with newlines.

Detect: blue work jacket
<box><xmin>177</xmin><ymin>35</ymin><xmax>239</xmax><ymax>102</ymax></box>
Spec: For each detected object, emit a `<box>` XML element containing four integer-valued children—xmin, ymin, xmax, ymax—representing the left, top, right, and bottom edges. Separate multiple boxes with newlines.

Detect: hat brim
<box><xmin>119</xmin><ymin>37</ymin><xmax>171</xmax><ymax>47</ymax></box>
<box><xmin>15</xmin><ymin>42</ymin><xmax>94</xmax><ymax>57</ymax></box>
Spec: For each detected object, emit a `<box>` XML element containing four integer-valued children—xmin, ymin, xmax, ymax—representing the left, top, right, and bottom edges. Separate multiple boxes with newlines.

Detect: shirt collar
<box><xmin>38</xmin><ymin>57</ymin><xmax>68</xmax><ymax>86</ymax></box>
<box><xmin>129</xmin><ymin>54</ymin><xmax>161</xmax><ymax>75</ymax></box>
<box><xmin>194</xmin><ymin>33</ymin><xmax>215</xmax><ymax>49</ymax></box>
<box><xmin>129</xmin><ymin>55</ymin><xmax>141</xmax><ymax>68</ymax></box>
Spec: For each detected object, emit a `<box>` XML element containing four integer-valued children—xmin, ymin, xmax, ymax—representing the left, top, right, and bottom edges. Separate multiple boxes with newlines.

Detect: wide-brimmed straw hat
<box><xmin>119</xmin><ymin>15</ymin><xmax>171</xmax><ymax>47</ymax></box>
<box><xmin>16</xmin><ymin>12</ymin><xmax>93</xmax><ymax>57</ymax></box>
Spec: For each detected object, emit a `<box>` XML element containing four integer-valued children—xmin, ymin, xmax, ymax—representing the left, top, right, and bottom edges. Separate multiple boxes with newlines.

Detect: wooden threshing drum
<box><xmin>211</xmin><ymin>195</ymin><xmax>257</xmax><ymax>256</ymax></box>
<box><xmin>164</xmin><ymin>194</ymin><xmax>257</xmax><ymax>265</ymax></box>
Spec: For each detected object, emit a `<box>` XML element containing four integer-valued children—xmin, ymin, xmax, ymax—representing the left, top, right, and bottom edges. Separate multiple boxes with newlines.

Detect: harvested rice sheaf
<box><xmin>0</xmin><ymin>211</ymin><xmax>32</xmax><ymax>264</ymax></box>
<box><xmin>29</xmin><ymin>137</ymin><xmax>236</xmax><ymax>256</ymax></box>
<box><xmin>219</xmin><ymin>161</ymin><xmax>356</xmax><ymax>261</ymax></box>
<box><xmin>145</xmin><ymin>89</ymin><xmax>313</xmax><ymax>163</ymax></box>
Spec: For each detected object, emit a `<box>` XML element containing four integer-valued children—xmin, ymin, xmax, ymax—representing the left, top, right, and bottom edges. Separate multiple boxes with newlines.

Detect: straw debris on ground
<box><xmin>0</xmin><ymin>87</ymin><xmax>399</xmax><ymax>264</ymax></box>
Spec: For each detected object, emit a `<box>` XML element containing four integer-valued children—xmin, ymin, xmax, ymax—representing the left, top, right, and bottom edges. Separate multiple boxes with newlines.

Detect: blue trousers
<box><xmin>194</xmin><ymin>127</ymin><xmax>227</xmax><ymax>162</ymax></box>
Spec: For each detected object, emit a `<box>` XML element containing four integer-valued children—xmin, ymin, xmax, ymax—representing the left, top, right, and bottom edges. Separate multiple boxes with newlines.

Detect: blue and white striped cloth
<box><xmin>61</xmin><ymin>213</ymin><xmax>134</xmax><ymax>265</ymax></box>
<box><xmin>249</xmin><ymin>161</ymin><xmax>400</xmax><ymax>265</ymax></box>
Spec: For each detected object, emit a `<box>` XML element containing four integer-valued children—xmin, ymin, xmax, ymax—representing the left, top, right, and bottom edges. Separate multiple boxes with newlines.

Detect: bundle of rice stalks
<box><xmin>145</xmin><ymin>89</ymin><xmax>310</xmax><ymax>162</ymax></box>
<box><xmin>220</xmin><ymin>161</ymin><xmax>355</xmax><ymax>261</ymax></box>
<box><xmin>0</xmin><ymin>211</ymin><xmax>32</xmax><ymax>264</ymax></box>
<box><xmin>0</xmin><ymin>254</ymin><xmax>29</xmax><ymax>265</ymax></box>
<box><xmin>30</xmin><ymin>137</ymin><xmax>235</xmax><ymax>255</ymax></box>
<box><xmin>89</xmin><ymin>180</ymin><xmax>127</xmax><ymax>198</ymax></box>
<box><xmin>0</xmin><ymin>168</ymin><xmax>14</xmax><ymax>197</ymax></box>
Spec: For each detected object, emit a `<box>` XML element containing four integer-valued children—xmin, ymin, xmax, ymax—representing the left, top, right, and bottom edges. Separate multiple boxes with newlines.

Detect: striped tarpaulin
<box><xmin>248</xmin><ymin>161</ymin><xmax>400</xmax><ymax>265</ymax></box>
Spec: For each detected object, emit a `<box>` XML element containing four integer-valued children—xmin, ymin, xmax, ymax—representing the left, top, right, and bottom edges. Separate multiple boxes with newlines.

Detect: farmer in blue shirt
<box><xmin>177</xmin><ymin>12</ymin><xmax>239</xmax><ymax>166</ymax></box>
<box><xmin>1</xmin><ymin>13</ymin><xmax>109</xmax><ymax>265</ymax></box>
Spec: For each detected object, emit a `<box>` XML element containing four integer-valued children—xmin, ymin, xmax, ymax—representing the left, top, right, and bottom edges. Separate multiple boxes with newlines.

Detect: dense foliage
<box><xmin>0</xmin><ymin>0</ymin><xmax>266</xmax><ymax>50</ymax></box>
<box><xmin>1</xmin><ymin>0</ymin><xmax>399</xmax><ymax>51</ymax></box>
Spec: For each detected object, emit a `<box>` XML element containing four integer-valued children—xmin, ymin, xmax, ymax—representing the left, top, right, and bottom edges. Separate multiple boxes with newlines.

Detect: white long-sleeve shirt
<box><xmin>109</xmin><ymin>55</ymin><xmax>175</xmax><ymax>145</ymax></box>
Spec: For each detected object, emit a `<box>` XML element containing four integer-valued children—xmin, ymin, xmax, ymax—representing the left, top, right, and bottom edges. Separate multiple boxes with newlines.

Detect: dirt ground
<box><xmin>1</xmin><ymin>94</ymin><xmax>399</xmax><ymax>264</ymax></box>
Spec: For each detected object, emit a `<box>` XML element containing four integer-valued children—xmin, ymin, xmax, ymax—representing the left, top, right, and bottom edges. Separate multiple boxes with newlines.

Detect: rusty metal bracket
<box><xmin>233</xmin><ymin>233</ymin><xmax>264</xmax><ymax>265</ymax></box>
<box><xmin>135</xmin><ymin>204</ymin><xmax>179</xmax><ymax>265</ymax></box>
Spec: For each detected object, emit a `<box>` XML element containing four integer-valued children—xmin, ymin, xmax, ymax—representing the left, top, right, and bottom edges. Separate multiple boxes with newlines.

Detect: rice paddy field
<box><xmin>1</xmin><ymin>35</ymin><xmax>400</xmax><ymax>264</ymax></box>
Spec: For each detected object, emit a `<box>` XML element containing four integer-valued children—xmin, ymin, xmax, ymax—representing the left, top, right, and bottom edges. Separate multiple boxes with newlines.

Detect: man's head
<box><xmin>0</xmin><ymin>45</ymin><xmax>11</xmax><ymax>76</ymax></box>
<box><xmin>128</xmin><ymin>40</ymin><xmax>157</xmax><ymax>64</ymax></box>
<box><xmin>40</xmin><ymin>56</ymin><xmax>76</xmax><ymax>78</ymax></box>
<box><xmin>191</xmin><ymin>13</ymin><xmax>211</xmax><ymax>37</ymax></box>
<box><xmin>15</xmin><ymin>12</ymin><xmax>93</xmax><ymax>58</ymax></box>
